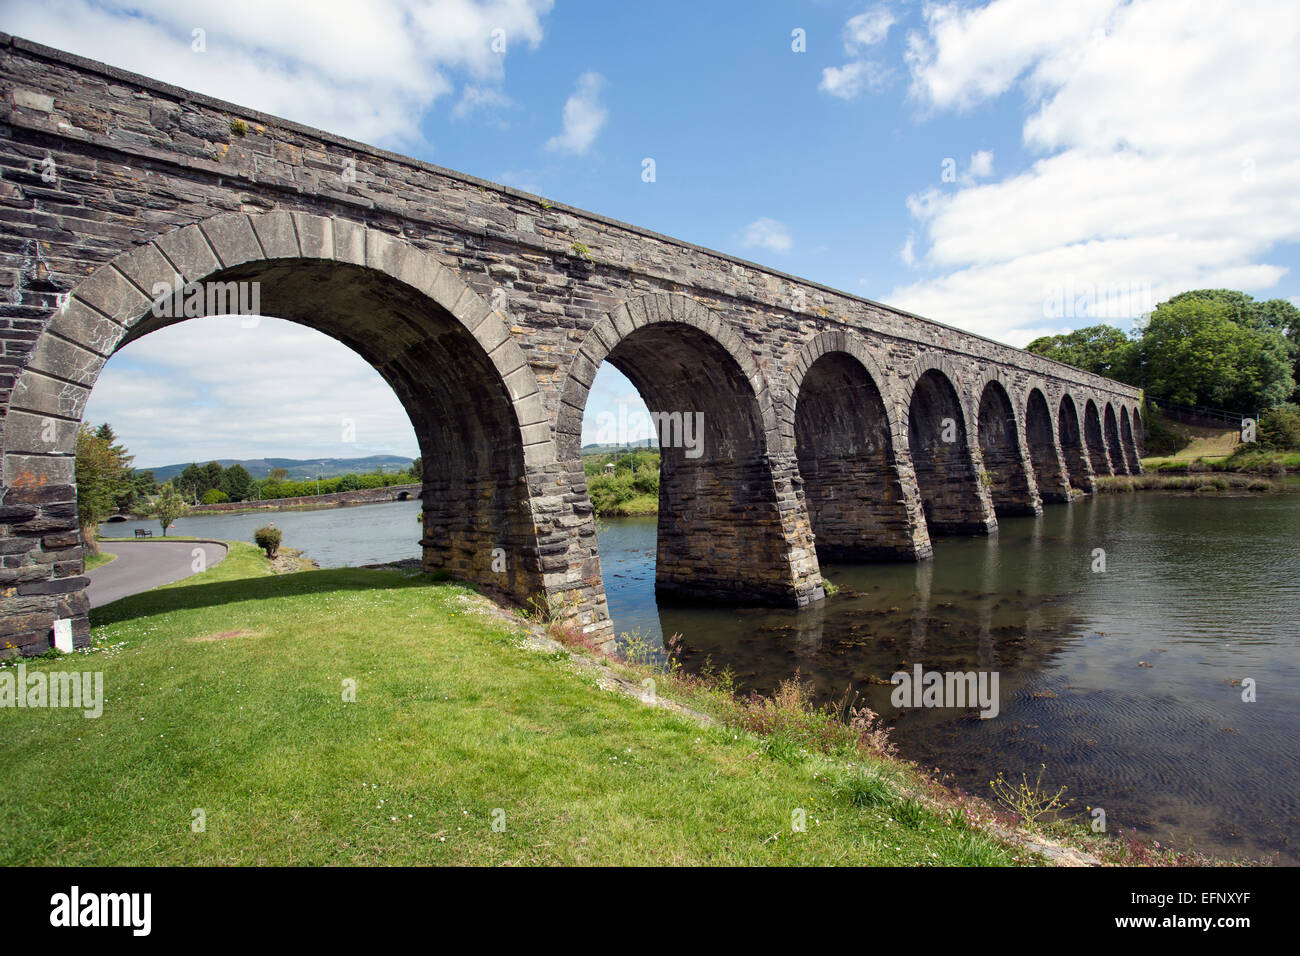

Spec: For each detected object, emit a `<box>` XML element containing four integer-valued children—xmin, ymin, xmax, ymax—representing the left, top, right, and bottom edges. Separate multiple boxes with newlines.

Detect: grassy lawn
<box><xmin>0</xmin><ymin>543</ymin><xmax>1033</xmax><ymax>866</ymax></box>
<box><xmin>84</xmin><ymin>550</ymin><xmax>117</xmax><ymax>571</ymax></box>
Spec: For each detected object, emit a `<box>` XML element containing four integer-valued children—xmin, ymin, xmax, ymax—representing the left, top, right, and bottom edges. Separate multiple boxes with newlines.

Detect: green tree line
<box><xmin>175</xmin><ymin>460</ymin><xmax>421</xmax><ymax>504</ymax></box>
<box><xmin>1026</xmin><ymin>289</ymin><xmax>1299</xmax><ymax>412</ymax></box>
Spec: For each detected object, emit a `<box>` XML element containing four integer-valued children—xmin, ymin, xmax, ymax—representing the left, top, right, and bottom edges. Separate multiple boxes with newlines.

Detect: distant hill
<box><xmin>581</xmin><ymin>439</ymin><xmax>657</xmax><ymax>456</ymax></box>
<box><xmin>141</xmin><ymin>455</ymin><xmax>416</xmax><ymax>482</ymax></box>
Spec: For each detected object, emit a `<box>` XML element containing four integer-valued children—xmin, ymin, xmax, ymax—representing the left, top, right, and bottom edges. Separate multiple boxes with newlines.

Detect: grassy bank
<box><xmin>84</xmin><ymin>550</ymin><xmax>117</xmax><ymax>571</ymax></box>
<box><xmin>0</xmin><ymin>542</ymin><xmax>1065</xmax><ymax>866</ymax></box>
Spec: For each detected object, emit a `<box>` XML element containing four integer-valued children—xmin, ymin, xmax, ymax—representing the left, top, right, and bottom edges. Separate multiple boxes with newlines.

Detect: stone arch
<box><xmin>1056</xmin><ymin>392</ymin><xmax>1095</xmax><ymax>493</ymax></box>
<box><xmin>1024</xmin><ymin>385</ymin><xmax>1071</xmax><ymax>503</ymax></box>
<box><xmin>2</xmin><ymin>210</ymin><xmax>555</xmax><ymax>652</ymax></box>
<box><xmin>900</xmin><ymin>354</ymin><xmax>996</xmax><ymax>536</ymax></box>
<box><xmin>1104</xmin><ymin>401</ymin><xmax>1129</xmax><ymax>474</ymax></box>
<box><xmin>1131</xmin><ymin>405</ymin><xmax>1145</xmax><ymax>459</ymax></box>
<box><xmin>1083</xmin><ymin>398</ymin><xmax>1111</xmax><ymax>477</ymax></box>
<box><xmin>556</xmin><ymin>291</ymin><xmax>822</xmax><ymax>607</ymax></box>
<box><xmin>787</xmin><ymin>331</ymin><xmax>931</xmax><ymax>561</ymax></box>
<box><xmin>974</xmin><ymin>372</ymin><xmax>1040</xmax><ymax>516</ymax></box>
<box><xmin>1120</xmin><ymin>405</ymin><xmax>1142</xmax><ymax>473</ymax></box>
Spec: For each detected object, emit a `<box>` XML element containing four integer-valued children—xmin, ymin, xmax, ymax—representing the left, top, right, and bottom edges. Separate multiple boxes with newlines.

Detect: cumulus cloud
<box><xmin>83</xmin><ymin>318</ymin><xmax>419</xmax><ymax>467</ymax></box>
<box><xmin>891</xmin><ymin>0</ymin><xmax>1300</xmax><ymax>345</ymax></box>
<box><xmin>820</xmin><ymin>60</ymin><xmax>892</xmax><ymax>99</ymax></box>
<box><xmin>737</xmin><ymin>218</ymin><xmax>793</xmax><ymax>254</ymax></box>
<box><xmin>545</xmin><ymin>72</ymin><xmax>608</xmax><ymax>155</ymax></box>
<box><xmin>2</xmin><ymin>0</ymin><xmax>554</xmax><ymax>147</ymax></box>
<box><xmin>845</xmin><ymin>6</ymin><xmax>897</xmax><ymax>50</ymax></box>
<box><xmin>821</xmin><ymin>5</ymin><xmax>896</xmax><ymax>100</ymax></box>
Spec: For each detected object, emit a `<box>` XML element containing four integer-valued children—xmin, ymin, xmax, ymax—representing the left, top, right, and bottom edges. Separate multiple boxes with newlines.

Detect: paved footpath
<box><xmin>87</xmin><ymin>539</ymin><xmax>228</xmax><ymax>609</ymax></box>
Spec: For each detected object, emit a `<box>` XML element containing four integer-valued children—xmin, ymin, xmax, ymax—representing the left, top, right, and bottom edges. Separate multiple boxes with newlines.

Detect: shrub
<box><xmin>253</xmin><ymin>525</ymin><xmax>282</xmax><ymax>559</ymax></box>
<box><xmin>1258</xmin><ymin>403</ymin><xmax>1300</xmax><ymax>450</ymax></box>
<box><xmin>201</xmin><ymin>488</ymin><xmax>228</xmax><ymax>504</ymax></box>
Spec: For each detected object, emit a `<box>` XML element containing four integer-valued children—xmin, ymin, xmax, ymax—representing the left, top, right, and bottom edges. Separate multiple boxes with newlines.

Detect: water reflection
<box><xmin>606</xmin><ymin>494</ymin><xmax>1300</xmax><ymax>863</ymax></box>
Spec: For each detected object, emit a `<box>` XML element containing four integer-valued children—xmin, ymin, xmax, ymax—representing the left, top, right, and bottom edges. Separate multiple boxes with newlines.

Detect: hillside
<box><xmin>140</xmin><ymin>455</ymin><xmax>415</xmax><ymax>481</ymax></box>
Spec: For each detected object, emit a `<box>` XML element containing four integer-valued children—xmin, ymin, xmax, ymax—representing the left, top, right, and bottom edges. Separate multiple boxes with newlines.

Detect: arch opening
<box><xmin>1120</xmin><ymin>406</ymin><xmax>1142</xmax><ymax>473</ymax></box>
<box><xmin>795</xmin><ymin>352</ymin><xmax>922</xmax><ymax>559</ymax></box>
<box><xmin>2</xmin><ymin>226</ymin><xmax>545</xmax><ymax>652</ymax></box>
<box><xmin>1057</xmin><ymin>395</ymin><xmax>1094</xmax><ymax>493</ymax></box>
<box><xmin>562</xmin><ymin>298</ymin><xmax>822</xmax><ymax>610</ymax></box>
<box><xmin>1084</xmin><ymin>400</ymin><xmax>1112</xmax><ymax>477</ymax></box>
<box><xmin>907</xmin><ymin>369</ymin><xmax>996</xmax><ymax>536</ymax></box>
<box><xmin>975</xmin><ymin>380</ymin><xmax>1039</xmax><ymax>516</ymax></box>
<box><xmin>1104</xmin><ymin>403</ymin><xmax>1129</xmax><ymax>475</ymax></box>
<box><xmin>1025</xmin><ymin>388</ymin><xmax>1071</xmax><ymax>503</ymax></box>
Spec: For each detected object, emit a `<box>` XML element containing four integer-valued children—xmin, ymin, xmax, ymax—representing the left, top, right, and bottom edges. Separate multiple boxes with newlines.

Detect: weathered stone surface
<box><xmin>0</xmin><ymin>35</ymin><xmax>1145</xmax><ymax>653</ymax></box>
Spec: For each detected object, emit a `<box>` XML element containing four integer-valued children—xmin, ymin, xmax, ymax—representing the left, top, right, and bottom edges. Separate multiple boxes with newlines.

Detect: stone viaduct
<box><xmin>0</xmin><ymin>36</ymin><xmax>1143</xmax><ymax>653</ymax></box>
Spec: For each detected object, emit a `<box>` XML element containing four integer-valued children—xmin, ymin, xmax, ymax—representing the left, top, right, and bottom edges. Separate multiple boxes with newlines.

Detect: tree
<box><xmin>1152</xmin><ymin>291</ymin><xmax>1300</xmax><ymax>406</ymax></box>
<box><xmin>1025</xmin><ymin>325</ymin><xmax>1139</xmax><ymax>382</ymax></box>
<box><xmin>1138</xmin><ymin>295</ymin><xmax>1295</xmax><ymax>409</ymax></box>
<box><xmin>147</xmin><ymin>485</ymin><xmax>188</xmax><ymax>536</ymax></box>
<box><xmin>268</xmin><ymin>466</ymin><xmax>290</xmax><ymax>483</ymax></box>
<box><xmin>220</xmin><ymin>463</ymin><xmax>253</xmax><ymax>502</ymax></box>
<box><xmin>178</xmin><ymin>463</ymin><xmax>205</xmax><ymax>503</ymax></box>
<box><xmin>75</xmin><ymin>424</ymin><xmax>134</xmax><ymax>550</ymax></box>
<box><xmin>409</xmin><ymin>457</ymin><xmax>422</xmax><ymax>480</ymax></box>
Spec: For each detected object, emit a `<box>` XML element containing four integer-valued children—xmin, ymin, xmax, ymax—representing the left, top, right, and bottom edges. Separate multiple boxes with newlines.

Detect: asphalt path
<box><xmin>87</xmin><ymin>539</ymin><xmax>228</xmax><ymax>608</ymax></box>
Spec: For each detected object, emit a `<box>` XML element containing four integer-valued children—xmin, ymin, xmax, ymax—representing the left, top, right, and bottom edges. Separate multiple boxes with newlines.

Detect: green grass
<box><xmin>84</xmin><ymin>550</ymin><xmax>117</xmax><ymax>571</ymax></box>
<box><xmin>0</xmin><ymin>543</ymin><xmax>1032</xmax><ymax>866</ymax></box>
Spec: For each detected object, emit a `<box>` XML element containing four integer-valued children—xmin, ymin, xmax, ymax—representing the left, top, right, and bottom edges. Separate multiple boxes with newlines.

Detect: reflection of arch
<box><xmin>1025</xmin><ymin>385</ymin><xmax>1071</xmax><ymax>503</ymax></box>
<box><xmin>1120</xmin><ymin>406</ymin><xmax>1142</xmax><ymax>473</ymax></box>
<box><xmin>901</xmin><ymin>355</ymin><xmax>996</xmax><ymax>536</ymax></box>
<box><xmin>3</xmin><ymin>211</ymin><xmax>547</xmax><ymax>650</ymax></box>
<box><xmin>1056</xmin><ymin>393</ymin><xmax>1095</xmax><ymax>493</ymax></box>
<box><xmin>1104</xmin><ymin>402</ymin><xmax>1128</xmax><ymax>475</ymax></box>
<box><xmin>559</xmin><ymin>292</ymin><xmax>822</xmax><ymax>606</ymax></box>
<box><xmin>975</xmin><ymin>375</ymin><xmax>1039</xmax><ymax>516</ymax></box>
<box><xmin>1084</xmin><ymin>399</ymin><xmax>1111</xmax><ymax>477</ymax></box>
<box><xmin>789</xmin><ymin>332</ymin><xmax>930</xmax><ymax>560</ymax></box>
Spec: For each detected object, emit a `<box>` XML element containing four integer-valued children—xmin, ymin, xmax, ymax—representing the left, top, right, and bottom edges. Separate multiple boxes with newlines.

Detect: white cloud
<box><xmin>545</xmin><ymin>72</ymin><xmax>607</xmax><ymax>155</ymax></box>
<box><xmin>891</xmin><ymin>0</ymin><xmax>1300</xmax><ymax>345</ymax></box>
<box><xmin>900</xmin><ymin>234</ymin><xmax>917</xmax><ymax>267</ymax></box>
<box><xmin>819</xmin><ymin>60</ymin><xmax>892</xmax><ymax>99</ymax></box>
<box><xmin>845</xmin><ymin>6</ymin><xmax>897</xmax><ymax>51</ymax></box>
<box><xmin>83</xmin><ymin>317</ymin><xmax>418</xmax><ymax>467</ymax></box>
<box><xmin>822</xmin><ymin>6</ymin><xmax>896</xmax><ymax>100</ymax></box>
<box><xmin>966</xmin><ymin>149</ymin><xmax>994</xmax><ymax>181</ymax></box>
<box><xmin>905</xmin><ymin>0</ymin><xmax>1118</xmax><ymax>112</ymax></box>
<box><xmin>452</xmin><ymin>85</ymin><xmax>514</xmax><ymax>121</ymax></box>
<box><xmin>737</xmin><ymin>218</ymin><xmax>793</xmax><ymax>254</ymax></box>
<box><xmin>3</xmin><ymin>0</ymin><xmax>554</xmax><ymax>147</ymax></box>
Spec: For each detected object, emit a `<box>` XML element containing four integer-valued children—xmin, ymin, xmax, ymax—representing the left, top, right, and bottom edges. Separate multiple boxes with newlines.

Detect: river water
<box><xmin>101</xmin><ymin>492</ymin><xmax>1300</xmax><ymax>862</ymax></box>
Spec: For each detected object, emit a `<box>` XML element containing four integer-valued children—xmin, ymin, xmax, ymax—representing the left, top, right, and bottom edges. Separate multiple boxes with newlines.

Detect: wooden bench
<box><xmin>134</xmin><ymin>528</ymin><xmax>153</xmax><ymax>538</ymax></box>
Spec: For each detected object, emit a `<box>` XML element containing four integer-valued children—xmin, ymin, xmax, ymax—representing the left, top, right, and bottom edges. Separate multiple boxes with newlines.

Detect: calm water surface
<box><xmin>103</xmin><ymin>493</ymin><xmax>1300</xmax><ymax>862</ymax></box>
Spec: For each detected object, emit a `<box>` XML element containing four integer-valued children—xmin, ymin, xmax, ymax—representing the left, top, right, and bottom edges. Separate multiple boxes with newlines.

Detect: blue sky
<box><xmin>7</xmin><ymin>0</ymin><xmax>1298</xmax><ymax>465</ymax></box>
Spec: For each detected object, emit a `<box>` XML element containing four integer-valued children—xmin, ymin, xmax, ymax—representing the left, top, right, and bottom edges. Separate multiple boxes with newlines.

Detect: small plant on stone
<box><xmin>570</xmin><ymin>241</ymin><xmax>593</xmax><ymax>263</ymax></box>
<box><xmin>229</xmin><ymin>118</ymin><xmax>248</xmax><ymax>137</ymax></box>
